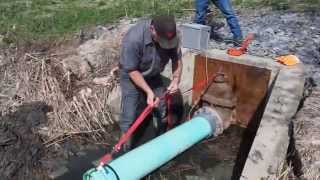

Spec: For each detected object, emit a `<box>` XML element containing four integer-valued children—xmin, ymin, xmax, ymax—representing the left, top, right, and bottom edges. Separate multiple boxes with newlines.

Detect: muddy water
<box><xmin>57</xmin><ymin>147</ymin><xmax>108</xmax><ymax>180</ymax></box>
<box><xmin>60</xmin><ymin>125</ymin><xmax>244</xmax><ymax>180</ymax></box>
<box><xmin>149</xmin><ymin>125</ymin><xmax>245</xmax><ymax>180</ymax></box>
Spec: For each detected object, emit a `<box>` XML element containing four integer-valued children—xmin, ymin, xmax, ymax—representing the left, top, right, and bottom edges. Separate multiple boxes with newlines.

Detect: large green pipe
<box><xmin>83</xmin><ymin>108</ymin><xmax>221</xmax><ymax>180</ymax></box>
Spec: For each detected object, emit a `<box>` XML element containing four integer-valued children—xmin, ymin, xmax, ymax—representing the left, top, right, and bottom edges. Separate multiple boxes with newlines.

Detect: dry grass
<box><xmin>0</xmin><ymin>20</ymin><xmax>134</xmax><ymax>148</ymax></box>
<box><xmin>20</xmin><ymin>53</ymin><xmax>117</xmax><ymax>143</ymax></box>
<box><xmin>0</xmin><ymin>49</ymin><xmax>118</xmax><ymax>146</ymax></box>
<box><xmin>267</xmin><ymin>162</ymin><xmax>294</xmax><ymax>180</ymax></box>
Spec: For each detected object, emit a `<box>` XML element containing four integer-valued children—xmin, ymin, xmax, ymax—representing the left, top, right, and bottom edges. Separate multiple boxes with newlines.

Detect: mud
<box><xmin>0</xmin><ymin>102</ymin><xmax>51</xmax><ymax>180</ymax></box>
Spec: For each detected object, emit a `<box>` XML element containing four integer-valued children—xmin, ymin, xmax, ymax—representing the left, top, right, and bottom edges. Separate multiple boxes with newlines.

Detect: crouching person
<box><xmin>118</xmin><ymin>15</ymin><xmax>183</xmax><ymax>153</ymax></box>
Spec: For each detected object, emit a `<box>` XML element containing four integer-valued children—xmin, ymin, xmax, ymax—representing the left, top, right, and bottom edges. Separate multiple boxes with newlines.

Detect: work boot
<box><xmin>233</xmin><ymin>37</ymin><xmax>243</xmax><ymax>47</ymax></box>
<box><xmin>210</xmin><ymin>30</ymin><xmax>224</xmax><ymax>42</ymax></box>
<box><xmin>208</xmin><ymin>20</ymin><xmax>225</xmax><ymax>31</ymax></box>
<box><xmin>224</xmin><ymin>36</ymin><xmax>243</xmax><ymax>47</ymax></box>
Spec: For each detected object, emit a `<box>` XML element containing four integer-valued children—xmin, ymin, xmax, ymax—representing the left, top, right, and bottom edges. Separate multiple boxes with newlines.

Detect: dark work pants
<box><xmin>119</xmin><ymin>73</ymin><xmax>167</xmax><ymax>135</ymax></box>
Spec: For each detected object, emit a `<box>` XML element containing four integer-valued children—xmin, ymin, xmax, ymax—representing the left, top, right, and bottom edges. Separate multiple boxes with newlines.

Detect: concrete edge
<box><xmin>241</xmin><ymin>63</ymin><xmax>305</xmax><ymax>179</ymax></box>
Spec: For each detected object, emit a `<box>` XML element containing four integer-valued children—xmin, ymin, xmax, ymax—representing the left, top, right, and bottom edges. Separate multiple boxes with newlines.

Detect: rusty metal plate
<box><xmin>192</xmin><ymin>55</ymin><xmax>271</xmax><ymax>127</ymax></box>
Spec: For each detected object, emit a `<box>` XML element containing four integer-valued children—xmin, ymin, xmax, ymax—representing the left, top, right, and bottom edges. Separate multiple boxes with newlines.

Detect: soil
<box><xmin>0</xmin><ymin>102</ymin><xmax>51</xmax><ymax>180</ymax></box>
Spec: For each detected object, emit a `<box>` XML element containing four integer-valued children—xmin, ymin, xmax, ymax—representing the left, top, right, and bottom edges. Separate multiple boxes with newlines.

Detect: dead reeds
<box><xmin>15</xmin><ymin>52</ymin><xmax>117</xmax><ymax>145</ymax></box>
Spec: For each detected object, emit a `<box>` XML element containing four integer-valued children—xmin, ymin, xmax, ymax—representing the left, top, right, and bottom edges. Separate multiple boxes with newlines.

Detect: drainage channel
<box><xmin>56</xmin><ymin>123</ymin><xmax>247</xmax><ymax>180</ymax></box>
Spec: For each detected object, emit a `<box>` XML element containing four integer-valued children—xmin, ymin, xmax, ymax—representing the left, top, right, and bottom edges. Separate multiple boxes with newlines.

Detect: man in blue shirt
<box><xmin>118</xmin><ymin>15</ymin><xmax>182</xmax><ymax>152</ymax></box>
<box><xmin>195</xmin><ymin>0</ymin><xmax>243</xmax><ymax>45</ymax></box>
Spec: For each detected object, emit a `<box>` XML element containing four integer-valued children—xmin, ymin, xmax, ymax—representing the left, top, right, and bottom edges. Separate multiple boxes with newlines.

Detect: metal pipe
<box><xmin>83</xmin><ymin>108</ymin><xmax>222</xmax><ymax>180</ymax></box>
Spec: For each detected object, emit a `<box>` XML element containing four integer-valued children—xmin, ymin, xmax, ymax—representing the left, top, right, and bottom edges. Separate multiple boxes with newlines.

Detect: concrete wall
<box><xmin>201</xmin><ymin>49</ymin><xmax>305</xmax><ymax>179</ymax></box>
<box><xmin>241</xmin><ymin>64</ymin><xmax>305</xmax><ymax>179</ymax></box>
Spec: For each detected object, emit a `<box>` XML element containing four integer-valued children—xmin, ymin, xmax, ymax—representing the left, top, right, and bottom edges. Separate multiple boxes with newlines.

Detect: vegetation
<box><xmin>234</xmin><ymin>0</ymin><xmax>320</xmax><ymax>10</ymax></box>
<box><xmin>0</xmin><ymin>0</ymin><xmax>193</xmax><ymax>45</ymax></box>
<box><xmin>0</xmin><ymin>0</ymin><xmax>319</xmax><ymax>45</ymax></box>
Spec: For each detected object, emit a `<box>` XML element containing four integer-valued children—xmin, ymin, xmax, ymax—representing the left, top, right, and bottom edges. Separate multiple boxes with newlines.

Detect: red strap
<box><xmin>99</xmin><ymin>104</ymin><xmax>154</xmax><ymax>166</ymax></box>
<box><xmin>99</xmin><ymin>73</ymin><xmax>218</xmax><ymax>166</ymax></box>
<box><xmin>114</xmin><ymin>104</ymin><xmax>154</xmax><ymax>151</ymax></box>
<box><xmin>99</xmin><ymin>153</ymin><xmax>113</xmax><ymax>167</ymax></box>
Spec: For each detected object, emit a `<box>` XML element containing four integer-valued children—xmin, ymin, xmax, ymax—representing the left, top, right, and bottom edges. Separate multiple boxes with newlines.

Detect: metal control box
<box><xmin>180</xmin><ymin>23</ymin><xmax>211</xmax><ymax>50</ymax></box>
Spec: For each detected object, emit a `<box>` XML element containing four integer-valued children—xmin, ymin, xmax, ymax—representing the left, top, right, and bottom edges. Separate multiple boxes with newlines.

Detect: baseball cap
<box><xmin>152</xmin><ymin>15</ymin><xmax>179</xmax><ymax>49</ymax></box>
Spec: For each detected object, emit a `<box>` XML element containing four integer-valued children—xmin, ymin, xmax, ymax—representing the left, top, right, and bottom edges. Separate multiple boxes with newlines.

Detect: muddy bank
<box><xmin>0</xmin><ymin>102</ymin><xmax>50</xmax><ymax>180</ymax></box>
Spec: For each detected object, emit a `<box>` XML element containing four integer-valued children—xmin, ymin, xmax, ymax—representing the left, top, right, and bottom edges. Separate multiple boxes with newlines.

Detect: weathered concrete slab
<box><xmin>241</xmin><ymin>65</ymin><xmax>305</xmax><ymax>179</ymax></box>
<box><xmin>202</xmin><ymin>49</ymin><xmax>305</xmax><ymax>179</ymax></box>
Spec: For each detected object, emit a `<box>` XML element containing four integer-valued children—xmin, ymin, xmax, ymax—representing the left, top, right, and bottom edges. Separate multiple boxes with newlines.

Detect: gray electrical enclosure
<box><xmin>180</xmin><ymin>23</ymin><xmax>211</xmax><ymax>50</ymax></box>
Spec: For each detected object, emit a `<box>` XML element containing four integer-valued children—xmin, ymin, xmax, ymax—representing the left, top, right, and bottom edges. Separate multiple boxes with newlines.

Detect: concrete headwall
<box><xmin>197</xmin><ymin>49</ymin><xmax>305</xmax><ymax>179</ymax></box>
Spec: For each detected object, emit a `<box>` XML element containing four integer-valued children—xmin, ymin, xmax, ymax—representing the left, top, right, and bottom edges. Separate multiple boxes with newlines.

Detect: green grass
<box><xmin>0</xmin><ymin>0</ymin><xmax>193</xmax><ymax>45</ymax></box>
<box><xmin>234</xmin><ymin>0</ymin><xmax>320</xmax><ymax>10</ymax></box>
<box><xmin>1</xmin><ymin>0</ymin><xmax>319</xmax><ymax>45</ymax></box>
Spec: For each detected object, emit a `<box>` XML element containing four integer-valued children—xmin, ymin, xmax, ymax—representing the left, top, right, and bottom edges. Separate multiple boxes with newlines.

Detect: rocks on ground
<box><xmin>62</xmin><ymin>19</ymin><xmax>135</xmax><ymax>79</ymax></box>
<box><xmin>209</xmin><ymin>10</ymin><xmax>320</xmax><ymax>86</ymax></box>
<box><xmin>202</xmin><ymin>9</ymin><xmax>320</xmax><ymax>178</ymax></box>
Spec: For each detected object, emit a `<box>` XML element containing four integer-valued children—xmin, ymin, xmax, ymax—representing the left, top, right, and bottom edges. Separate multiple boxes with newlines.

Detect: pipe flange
<box><xmin>193</xmin><ymin>106</ymin><xmax>224</xmax><ymax>137</ymax></box>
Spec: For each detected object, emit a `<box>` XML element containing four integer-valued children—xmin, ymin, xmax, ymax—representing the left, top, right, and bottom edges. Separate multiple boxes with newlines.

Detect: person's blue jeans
<box><xmin>195</xmin><ymin>0</ymin><xmax>242</xmax><ymax>39</ymax></box>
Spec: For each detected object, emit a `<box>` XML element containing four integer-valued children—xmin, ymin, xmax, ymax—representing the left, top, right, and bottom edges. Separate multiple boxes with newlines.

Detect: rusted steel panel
<box><xmin>192</xmin><ymin>55</ymin><xmax>271</xmax><ymax>127</ymax></box>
